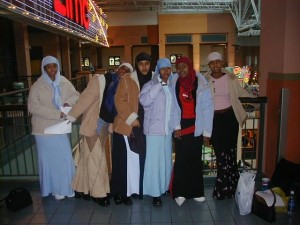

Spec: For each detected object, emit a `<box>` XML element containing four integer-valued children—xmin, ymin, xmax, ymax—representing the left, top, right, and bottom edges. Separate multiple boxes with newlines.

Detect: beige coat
<box><xmin>28</xmin><ymin>76</ymin><xmax>79</xmax><ymax>135</ymax></box>
<box><xmin>66</xmin><ymin>74</ymin><xmax>110</xmax><ymax>198</ymax></box>
<box><xmin>204</xmin><ymin>68</ymin><xmax>254</xmax><ymax>126</ymax></box>
<box><xmin>67</xmin><ymin>74</ymin><xmax>105</xmax><ymax>137</ymax></box>
<box><xmin>113</xmin><ymin>71</ymin><xmax>140</xmax><ymax>136</ymax></box>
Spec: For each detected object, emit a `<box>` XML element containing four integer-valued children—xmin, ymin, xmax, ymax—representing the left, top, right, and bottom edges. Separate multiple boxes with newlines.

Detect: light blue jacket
<box><xmin>171</xmin><ymin>72</ymin><xmax>214</xmax><ymax>137</ymax></box>
<box><xmin>139</xmin><ymin>75</ymin><xmax>179</xmax><ymax>135</ymax></box>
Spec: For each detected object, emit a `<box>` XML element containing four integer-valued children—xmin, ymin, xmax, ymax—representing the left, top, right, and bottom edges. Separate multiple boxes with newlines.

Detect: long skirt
<box><xmin>172</xmin><ymin>133</ymin><xmax>204</xmax><ymax>199</ymax></box>
<box><xmin>35</xmin><ymin>134</ymin><xmax>75</xmax><ymax>197</ymax></box>
<box><xmin>143</xmin><ymin>135</ymin><xmax>173</xmax><ymax>197</ymax></box>
<box><xmin>211</xmin><ymin>108</ymin><xmax>240</xmax><ymax>200</ymax></box>
<box><xmin>111</xmin><ymin>132</ymin><xmax>140</xmax><ymax>197</ymax></box>
<box><xmin>72</xmin><ymin>135</ymin><xmax>110</xmax><ymax>198</ymax></box>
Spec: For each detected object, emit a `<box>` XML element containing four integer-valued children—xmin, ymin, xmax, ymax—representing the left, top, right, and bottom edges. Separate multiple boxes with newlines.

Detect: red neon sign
<box><xmin>53</xmin><ymin>0</ymin><xmax>90</xmax><ymax>30</ymax></box>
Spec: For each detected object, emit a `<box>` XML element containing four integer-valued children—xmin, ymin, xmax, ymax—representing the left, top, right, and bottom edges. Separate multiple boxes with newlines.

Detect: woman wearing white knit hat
<box><xmin>204</xmin><ymin>52</ymin><xmax>254</xmax><ymax>200</ymax></box>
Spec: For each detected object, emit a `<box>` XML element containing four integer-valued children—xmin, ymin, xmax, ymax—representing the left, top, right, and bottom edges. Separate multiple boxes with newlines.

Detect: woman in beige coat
<box><xmin>28</xmin><ymin>56</ymin><xmax>79</xmax><ymax>200</ymax></box>
<box><xmin>66</xmin><ymin>63</ymin><xmax>133</xmax><ymax>207</ymax></box>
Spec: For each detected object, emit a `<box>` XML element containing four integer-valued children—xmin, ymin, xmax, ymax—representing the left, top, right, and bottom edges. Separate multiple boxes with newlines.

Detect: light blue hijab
<box><xmin>155</xmin><ymin>58</ymin><xmax>172</xmax><ymax>75</ymax></box>
<box><xmin>41</xmin><ymin>56</ymin><xmax>61</xmax><ymax>109</ymax></box>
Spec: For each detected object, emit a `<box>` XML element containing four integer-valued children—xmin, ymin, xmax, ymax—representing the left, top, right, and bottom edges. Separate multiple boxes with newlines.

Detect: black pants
<box><xmin>211</xmin><ymin>108</ymin><xmax>240</xmax><ymax>199</ymax></box>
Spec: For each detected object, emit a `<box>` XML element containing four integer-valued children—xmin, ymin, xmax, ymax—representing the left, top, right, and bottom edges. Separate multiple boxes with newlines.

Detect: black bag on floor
<box><xmin>252</xmin><ymin>189</ymin><xmax>276</xmax><ymax>223</ymax></box>
<box><xmin>4</xmin><ymin>187</ymin><xmax>33</xmax><ymax>212</ymax></box>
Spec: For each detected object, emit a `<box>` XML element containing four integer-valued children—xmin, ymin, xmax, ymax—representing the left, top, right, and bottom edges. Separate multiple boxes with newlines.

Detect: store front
<box><xmin>0</xmin><ymin>0</ymin><xmax>108</xmax><ymax>92</ymax></box>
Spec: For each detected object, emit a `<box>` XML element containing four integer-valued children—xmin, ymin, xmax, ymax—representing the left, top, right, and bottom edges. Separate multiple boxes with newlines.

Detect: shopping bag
<box><xmin>235</xmin><ymin>171</ymin><xmax>256</xmax><ymax>215</ymax></box>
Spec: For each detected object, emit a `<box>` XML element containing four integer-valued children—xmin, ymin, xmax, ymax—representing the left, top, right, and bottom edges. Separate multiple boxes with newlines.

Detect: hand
<box><xmin>60</xmin><ymin>112</ymin><xmax>66</xmax><ymax>118</ymax></box>
<box><xmin>203</xmin><ymin>136</ymin><xmax>211</xmax><ymax>147</ymax></box>
<box><xmin>173</xmin><ymin>130</ymin><xmax>181</xmax><ymax>139</ymax></box>
<box><xmin>132</xmin><ymin>119</ymin><xmax>140</xmax><ymax>128</ymax></box>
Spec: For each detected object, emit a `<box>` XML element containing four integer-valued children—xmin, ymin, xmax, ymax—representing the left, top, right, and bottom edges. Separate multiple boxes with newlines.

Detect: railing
<box><xmin>0</xmin><ymin>82</ymin><xmax>267</xmax><ymax>180</ymax></box>
<box><xmin>202</xmin><ymin>97</ymin><xmax>267</xmax><ymax>180</ymax></box>
<box><xmin>0</xmin><ymin>76</ymin><xmax>87</xmax><ymax>105</ymax></box>
<box><xmin>0</xmin><ymin>76</ymin><xmax>87</xmax><ymax>179</ymax></box>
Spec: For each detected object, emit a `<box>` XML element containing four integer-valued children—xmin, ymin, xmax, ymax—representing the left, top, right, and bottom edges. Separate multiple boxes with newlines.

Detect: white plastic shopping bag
<box><xmin>235</xmin><ymin>171</ymin><xmax>256</xmax><ymax>215</ymax></box>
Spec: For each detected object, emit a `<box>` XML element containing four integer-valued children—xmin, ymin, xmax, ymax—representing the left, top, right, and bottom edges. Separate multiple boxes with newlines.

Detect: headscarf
<box><xmin>41</xmin><ymin>56</ymin><xmax>61</xmax><ymax>109</ymax></box>
<box><xmin>118</xmin><ymin>62</ymin><xmax>133</xmax><ymax>73</ymax></box>
<box><xmin>104</xmin><ymin>62</ymin><xmax>133</xmax><ymax>113</ymax></box>
<box><xmin>155</xmin><ymin>58</ymin><xmax>172</xmax><ymax>75</ymax></box>
<box><xmin>135</xmin><ymin>52</ymin><xmax>152</xmax><ymax>89</ymax></box>
<box><xmin>176</xmin><ymin>57</ymin><xmax>196</xmax><ymax>92</ymax></box>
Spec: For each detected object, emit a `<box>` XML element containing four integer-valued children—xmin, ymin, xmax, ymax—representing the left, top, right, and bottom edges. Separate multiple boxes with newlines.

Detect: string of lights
<box><xmin>0</xmin><ymin>0</ymin><xmax>109</xmax><ymax>46</ymax></box>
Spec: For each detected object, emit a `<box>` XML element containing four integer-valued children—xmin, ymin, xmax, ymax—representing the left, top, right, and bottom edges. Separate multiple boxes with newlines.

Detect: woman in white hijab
<box><xmin>28</xmin><ymin>56</ymin><xmax>79</xmax><ymax>200</ymax></box>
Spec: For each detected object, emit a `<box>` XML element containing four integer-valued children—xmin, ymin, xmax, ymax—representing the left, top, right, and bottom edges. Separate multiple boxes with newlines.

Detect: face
<box><xmin>208</xmin><ymin>60</ymin><xmax>223</xmax><ymax>73</ymax></box>
<box><xmin>117</xmin><ymin>65</ymin><xmax>131</xmax><ymax>77</ymax></box>
<box><xmin>137</xmin><ymin>60</ymin><xmax>151</xmax><ymax>75</ymax></box>
<box><xmin>159</xmin><ymin>67</ymin><xmax>172</xmax><ymax>82</ymax></box>
<box><xmin>44</xmin><ymin>63</ymin><xmax>58</xmax><ymax>81</ymax></box>
<box><xmin>176</xmin><ymin>62</ymin><xmax>189</xmax><ymax>78</ymax></box>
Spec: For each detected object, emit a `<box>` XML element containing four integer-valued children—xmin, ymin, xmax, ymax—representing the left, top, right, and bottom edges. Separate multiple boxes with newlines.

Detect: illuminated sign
<box><xmin>53</xmin><ymin>0</ymin><xmax>89</xmax><ymax>30</ymax></box>
<box><xmin>0</xmin><ymin>0</ymin><xmax>108</xmax><ymax>47</ymax></box>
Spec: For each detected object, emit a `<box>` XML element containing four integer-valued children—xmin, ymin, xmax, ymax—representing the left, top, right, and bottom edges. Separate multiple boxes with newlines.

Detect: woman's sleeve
<box><xmin>200</xmin><ymin>78</ymin><xmax>214</xmax><ymax>137</ymax></box>
<box><xmin>139</xmin><ymin>82</ymin><xmax>162</xmax><ymax>109</ymax></box>
<box><xmin>234</xmin><ymin>78</ymin><xmax>255</xmax><ymax>98</ymax></box>
<box><xmin>63</xmin><ymin>80</ymin><xmax>80</xmax><ymax>106</ymax></box>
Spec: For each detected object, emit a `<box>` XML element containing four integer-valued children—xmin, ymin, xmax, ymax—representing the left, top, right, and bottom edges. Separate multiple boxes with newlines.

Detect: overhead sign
<box><xmin>0</xmin><ymin>0</ymin><xmax>109</xmax><ymax>47</ymax></box>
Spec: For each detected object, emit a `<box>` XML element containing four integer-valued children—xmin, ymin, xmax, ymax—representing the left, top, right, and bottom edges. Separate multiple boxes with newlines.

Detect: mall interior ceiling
<box><xmin>96</xmin><ymin>0</ymin><xmax>261</xmax><ymax>37</ymax></box>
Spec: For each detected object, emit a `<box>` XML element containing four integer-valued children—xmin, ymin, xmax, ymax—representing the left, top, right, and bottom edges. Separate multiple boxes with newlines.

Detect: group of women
<box><xmin>28</xmin><ymin>51</ymin><xmax>253</xmax><ymax>208</ymax></box>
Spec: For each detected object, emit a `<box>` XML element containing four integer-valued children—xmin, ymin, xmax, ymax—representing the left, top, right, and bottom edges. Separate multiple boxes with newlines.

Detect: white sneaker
<box><xmin>175</xmin><ymin>197</ymin><xmax>186</xmax><ymax>206</ymax></box>
<box><xmin>53</xmin><ymin>194</ymin><xmax>65</xmax><ymax>200</ymax></box>
<box><xmin>67</xmin><ymin>193</ymin><xmax>75</xmax><ymax>198</ymax></box>
<box><xmin>194</xmin><ymin>197</ymin><xmax>205</xmax><ymax>202</ymax></box>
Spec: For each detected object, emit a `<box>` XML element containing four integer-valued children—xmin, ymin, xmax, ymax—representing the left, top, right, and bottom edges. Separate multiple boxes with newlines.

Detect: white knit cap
<box><xmin>118</xmin><ymin>62</ymin><xmax>133</xmax><ymax>72</ymax></box>
<box><xmin>207</xmin><ymin>52</ymin><xmax>223</xmax><ymax>63</ymax></box>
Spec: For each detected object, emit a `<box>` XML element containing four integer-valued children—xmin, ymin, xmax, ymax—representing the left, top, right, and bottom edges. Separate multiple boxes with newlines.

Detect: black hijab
<box><xmin>135</xmin><ymin>52</ymin><xmax>152</xmax><ymax>89</ymax></box>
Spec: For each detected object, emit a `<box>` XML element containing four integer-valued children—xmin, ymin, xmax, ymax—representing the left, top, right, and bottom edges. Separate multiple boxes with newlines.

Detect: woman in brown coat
<box><xmin>111</xmin><ymin>66</ymin><xmax>141</xmax><ymax>205</ymax></box>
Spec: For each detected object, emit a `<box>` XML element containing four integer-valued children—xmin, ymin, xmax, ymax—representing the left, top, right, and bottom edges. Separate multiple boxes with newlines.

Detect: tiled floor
<box><xmin>0</xmin><ymin>183</ymin><xmax>299</xmax><ymax>225</ymax></box>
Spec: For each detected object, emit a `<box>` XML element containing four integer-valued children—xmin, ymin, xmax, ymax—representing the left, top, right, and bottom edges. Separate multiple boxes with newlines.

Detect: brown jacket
<box><xmin>67</xmin><ymin>74</ymin><xmax>105</xmax><ymax>137</ymax></box>
<box><xmin>113</xmin><ymin>71</ymin><xmax>140</xmax><ymax>136</ymax></box>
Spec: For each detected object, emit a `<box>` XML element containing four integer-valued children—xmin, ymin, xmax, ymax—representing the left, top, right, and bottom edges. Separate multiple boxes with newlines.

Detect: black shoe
<box><xmin>114</xmin><ymin>195</ymin><xmax>123</xmax><ymax>205</ymax></box>
<box><xmin>75</xmin><ymin>191</ymin><xmax>91</xmax><ymax>200</ymax></box>
<box><xmin>163</xmin><ymin>190</ymin><xmax>170</xmax><ymax>196</ymax></box>
<box><xmin>123</xmin><ymin>197</ymin><xmax>132</xmax><ymax>206</ymax></box>
<box><xmin>97</xmin><ymin>197</ymin><xmax>110</xmax><ymax>207</ymax></box>
<box><xmin>153</xmin><ymin>197</ymin><xmax>162</xmax><ymax>207</ymax></box>
<box><xmin>132</xmin><ymin>193</ymin><xmax>143</xmax><ymax>200</ymax></box>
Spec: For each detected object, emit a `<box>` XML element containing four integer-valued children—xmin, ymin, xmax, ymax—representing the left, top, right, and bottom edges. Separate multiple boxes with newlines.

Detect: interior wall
<box><xmin>100</xmin><ymin>46</ymin><xmax>124</xmax><ymax>71</ymax></box>
<box><xmin>260</xmin><ymin>0</ymin><xmax>300</xmax><ymax>177</ymax></box>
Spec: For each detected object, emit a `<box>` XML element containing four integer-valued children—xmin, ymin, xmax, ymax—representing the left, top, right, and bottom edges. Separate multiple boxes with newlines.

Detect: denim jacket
<box><xmin>171</xmin><ymin>72</ymin><xmax>214</xmax><ymax>137</ymax></box>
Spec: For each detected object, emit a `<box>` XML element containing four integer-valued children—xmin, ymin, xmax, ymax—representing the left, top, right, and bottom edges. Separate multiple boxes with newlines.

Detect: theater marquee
<box><xmin>0</xmin><ymin>0</ymin><xmax>109</xmax><ymax>47</ymax></box>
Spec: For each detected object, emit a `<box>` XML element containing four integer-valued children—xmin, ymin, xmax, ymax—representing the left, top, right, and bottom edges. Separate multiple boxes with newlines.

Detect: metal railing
<box><xmin>0</xmin><ymin>83</ymin><xmax>267</xmax><ymax>180</ymax></box>
<box><xmin>0</xmin><ymin>76</ymin><xmax>87</xmax><ymax>179</ymax></box>
<box><xmin>202</xmin><ymin>97</ymin><xmax>267</xmax><ymax>179</ymax></box>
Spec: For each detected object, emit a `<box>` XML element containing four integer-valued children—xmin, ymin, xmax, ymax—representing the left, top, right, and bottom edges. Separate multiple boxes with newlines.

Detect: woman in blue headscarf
<box><xmin>28</xmin><ymin>56</ymin><xmax>79</xmax><ymax>200</ymax></box>
<box><xmin>139</xmin><ymin>58</ymin><xmax>179</xmax><ymax>207</ymax></box>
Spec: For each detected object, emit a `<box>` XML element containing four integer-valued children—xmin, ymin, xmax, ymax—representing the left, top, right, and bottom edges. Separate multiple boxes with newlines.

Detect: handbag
<box><xmin>252</xmin><ymin>189</ymin><xmax>276</xmax><ymax>222</ymax></box>
<box><xmin>2</xmin><ymin>187</ymin><xmax>33</xmax><ymax>212</ymax></box>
